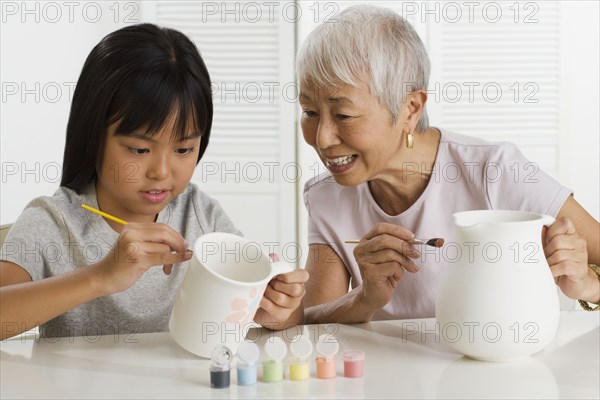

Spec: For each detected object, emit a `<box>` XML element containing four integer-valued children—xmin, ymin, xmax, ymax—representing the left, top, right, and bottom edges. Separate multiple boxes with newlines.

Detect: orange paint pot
<box><xmin>316</xmin><ymin>356</ymin><xmax>337</xmax><ymax>379</ymax></box>
<box><xmin>316</xmin><ymin>334</ymin><xmax>339</xmax><ymax>379</ymax></box>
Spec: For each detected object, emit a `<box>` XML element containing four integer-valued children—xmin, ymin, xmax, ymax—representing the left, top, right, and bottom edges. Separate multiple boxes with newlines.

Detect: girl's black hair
<box><xmin>61</xmin><ymin>23</ymin><xmax>213</xmax><ymax>192</ymax></box>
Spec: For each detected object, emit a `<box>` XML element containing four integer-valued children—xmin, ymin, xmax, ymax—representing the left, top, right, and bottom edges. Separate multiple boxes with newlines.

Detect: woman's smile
<box><xmin>324</xmin><ymin>154</ymin><xmax>358</xmax><ymax>174</ymax></box>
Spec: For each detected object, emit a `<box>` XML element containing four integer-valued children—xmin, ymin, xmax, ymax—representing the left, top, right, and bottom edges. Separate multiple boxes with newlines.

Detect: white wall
<box><xmin>1</xmin><ymin>1</ymin><xmax>136</xmax><ymax>224</ymax></box>
<box><xmin>559</xmin><ymin>1</ymin><xmax>600</xmax><ymax>221</ymax></box>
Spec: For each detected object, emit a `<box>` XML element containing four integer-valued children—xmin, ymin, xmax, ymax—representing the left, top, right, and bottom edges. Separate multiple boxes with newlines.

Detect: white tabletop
<box><xmin>1</xmin><ymin>311</ymin><xmax>598</xmax><ymax>399</ymax></box>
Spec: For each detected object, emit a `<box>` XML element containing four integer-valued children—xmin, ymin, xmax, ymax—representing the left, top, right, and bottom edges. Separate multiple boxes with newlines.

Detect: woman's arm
<box><xmin>304</xmin><ymin>223</ymin><xmax>421</xmax><ymax>324</ymax></box>
<box><xmin>303</xmin><ymin>243</ymin><xmax>397</xmax><ymax>324</ymax></box>
<box><xmin>302</xmin><ymin>244</ymin><xmax>368</xmax><ymax>324</ymax></box>
<box><xmin>546</xmin><ymin>196</ymin><xmax>600</xmax><ymax>304</ymax></box>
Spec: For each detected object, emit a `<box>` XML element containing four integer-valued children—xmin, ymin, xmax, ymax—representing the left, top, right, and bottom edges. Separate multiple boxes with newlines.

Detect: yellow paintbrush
<box><xmin>82</xmin><ymin>204</ymin><xmax>193</xmax><ymax>253</ymax></box>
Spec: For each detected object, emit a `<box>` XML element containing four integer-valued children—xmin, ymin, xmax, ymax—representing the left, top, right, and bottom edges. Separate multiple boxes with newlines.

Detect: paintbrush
<box><xmin>345</xmin><ymin>237</ymin><xmax>445</xmax><ymax>247</ymax></box>
<box><xmin>82</xmin><ymin>204</ymin><xmax>193</xmax><ymax>253</ymax></box>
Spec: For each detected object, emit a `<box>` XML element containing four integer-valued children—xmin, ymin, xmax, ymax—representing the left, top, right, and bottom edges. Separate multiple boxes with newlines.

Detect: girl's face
<box><xmin>96</xmin><ymin>112</ymin><xmax>200</xmax><ymax>226</ymax></box>
<box><xmin>299</xmin><ymin>79</ymin><xmax>406</xmax><ymax>187</ymax></box>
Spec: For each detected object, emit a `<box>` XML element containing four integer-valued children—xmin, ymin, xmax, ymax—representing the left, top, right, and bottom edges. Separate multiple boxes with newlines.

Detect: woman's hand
<box><xmin>254</xmin><ymin>257</ymin><xmax>309</xmax><ymax>329</ymax></box>
<box><xmin>354</xmin><ymin>223</ymin><xmax>420</xmax><ymax>314</ymax></box>
<box><xmin>543</xmin><ymin>217</ymin><xmax>594</xmax><ymax>300</ymax></box>
<box><xmin>91</xmin><ymin>222</ymin><xmax>192</xmax><ymax>295</ymax></box>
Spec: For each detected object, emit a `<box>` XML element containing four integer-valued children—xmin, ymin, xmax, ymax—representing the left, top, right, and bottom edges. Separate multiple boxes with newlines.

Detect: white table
<box><xmin>1</xmin><ymin>311</ymin><xmax>598</xmax><ymax>399</ymax></box>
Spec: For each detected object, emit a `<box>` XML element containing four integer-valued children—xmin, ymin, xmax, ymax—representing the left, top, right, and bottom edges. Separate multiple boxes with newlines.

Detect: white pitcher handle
<box><xmin>271</xmin><ymin>260</ymin><xmax>295</xmax><ymax>276</ymax></box>
<box><xmin>540</xmin><ymin>215</ymin><xmax>556</xmax><ymax>228</ymax></box>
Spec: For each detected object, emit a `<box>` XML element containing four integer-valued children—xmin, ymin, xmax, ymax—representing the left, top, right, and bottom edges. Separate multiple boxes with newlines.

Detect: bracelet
<box><xmin>578</xmin><ymin>264</ymin><xmax>600</xmax><ymax>312</ymax></box>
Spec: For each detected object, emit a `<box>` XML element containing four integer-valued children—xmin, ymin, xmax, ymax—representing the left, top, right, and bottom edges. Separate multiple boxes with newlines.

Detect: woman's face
<box><xmin>299</xmin><ymin>79</ymin><xmax>405</xmax><ymax>186</ymax></box>
<box><xmin>95</xmin><ymin>112</ymin><xmax>201</xmax><ymax>224</ymax></box>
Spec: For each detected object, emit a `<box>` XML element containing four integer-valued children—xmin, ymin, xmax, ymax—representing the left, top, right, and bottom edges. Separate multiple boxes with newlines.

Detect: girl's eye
<box><xmin>176</xmin><ymin>147</ymin><xmax>195</xmax><ymax>155</ymax></box>
<box><xmin>128</xmin><ymin>147</ymin><xmax>149</xmax><ymax>155</ymax></box>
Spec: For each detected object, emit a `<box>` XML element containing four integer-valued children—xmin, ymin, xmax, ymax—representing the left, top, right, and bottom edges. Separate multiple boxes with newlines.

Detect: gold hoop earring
<box><xmin>406</xmin><ymin>130</ymin><xmax>414</xmax><ymax>148</ymax></box>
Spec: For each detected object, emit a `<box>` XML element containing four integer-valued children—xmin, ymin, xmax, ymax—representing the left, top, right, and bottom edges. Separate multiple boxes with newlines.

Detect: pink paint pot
<box><xmin>343</xmin><ymin>350</ymin><xmax>365</xmax><ymax>378</ymax></box>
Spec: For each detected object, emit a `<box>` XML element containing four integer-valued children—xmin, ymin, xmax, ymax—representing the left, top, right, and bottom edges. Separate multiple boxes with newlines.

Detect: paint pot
<box><xmin>262</xmin><ymin>337</ymin><xmax>287</xmax><ymax>382</ymax></box>
<box><xmin>210</xmin><ymin>346</ymin><xmax>233</xmax><ymax>389</ymax></box>
<box><xmin>316</xmin><ymin>334</ymin><xmax>339</xmax><ymax>379</ymax></box>
<box><xmin>289</xmin><ymin>335</ymin><xmax>313</xmax><ymax>380</ymax></box>
<box><xmin>237</xmin><ymin>340</ymin><xmax>260</xmax><ymax>386</ymax></box>
<box><xmin>343</xmin><ymin>350</ymin><xmax>365</xmax><ymax>378</ymax></box>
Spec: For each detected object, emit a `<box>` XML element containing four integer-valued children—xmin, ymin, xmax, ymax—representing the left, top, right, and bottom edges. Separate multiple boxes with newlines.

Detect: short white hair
<box><xmin>296</xmin><ymin>5</ymin><xmax>430</xmax><ymax>132</ymax></box>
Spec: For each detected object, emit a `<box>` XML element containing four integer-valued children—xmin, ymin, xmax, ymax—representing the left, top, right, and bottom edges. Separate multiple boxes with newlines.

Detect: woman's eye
<box><xmin>302</xmin><ymin>110</ymin><xmax>318</xmax><ymax>118</ymax></box>
<box><xmin>336</xmin><ymin>114</ymin><xmax>352</xmax><ymax>121</ymax></box>
<box><xmin>128</xmin><ymin>147</ymin><xmax>149</xmax><ymax>155</ymax></box>
<box><xmin>176</xmin><ymin>147</ymin><xmax>194</xmax><ymax>155</ymax></box>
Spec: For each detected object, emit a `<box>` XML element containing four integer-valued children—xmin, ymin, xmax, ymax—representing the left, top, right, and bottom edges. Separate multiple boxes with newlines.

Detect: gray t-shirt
<box><xmin>0</xmin><ymin>182</ymin><xmax>242</xmax><ymax>338</ymax></box>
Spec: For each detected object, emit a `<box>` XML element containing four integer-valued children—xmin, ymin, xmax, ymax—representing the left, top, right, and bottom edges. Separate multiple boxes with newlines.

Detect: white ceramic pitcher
<box><xmin>436</xmin><ymin>210</ymin><xmax>559</xmax><ymax>361</ymax></box>
<box><xmin>169</xmin><ymin>232</ymin><xmax>294</xmax><ymax>358</ymax></box>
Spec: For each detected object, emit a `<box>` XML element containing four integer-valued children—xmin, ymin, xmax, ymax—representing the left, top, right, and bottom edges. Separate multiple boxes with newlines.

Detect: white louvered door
<box><xmin>308</xmin><ymin>1</ymin><xmax>561</xmax><ymax>176</ymax></box>
<box><xmin>426</xmin><ymin>1</ymin><xmax>561</xmax><ymax>177</ymax></box>
<box><xmin>142</xmin><ymin>1</ymin><xmax>298</xmax><ymax>261</ymax></box>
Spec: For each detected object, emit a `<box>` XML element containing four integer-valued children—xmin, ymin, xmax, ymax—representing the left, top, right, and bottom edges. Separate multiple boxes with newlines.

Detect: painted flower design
<box><xmin>226</xmin><ymin>287</ymin><xmax>260</xmax><ymax>325</ymax></box>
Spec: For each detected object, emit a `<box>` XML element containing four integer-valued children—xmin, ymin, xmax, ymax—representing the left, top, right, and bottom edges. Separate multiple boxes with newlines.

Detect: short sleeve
<box><xmin>303</xmin><ymin>179</ymin><xmax>328</xmax><ymax>245</ymax></box>
<box><xmin>191</xmin><ymin>187</ymin><xmax>244</xmax><ymax>237</ymax></box>
<box><xmin>208</xmin><ymin>200</ymin><xmax>243</xmax><ymax>237</ymax></box>
<box><xmin>0</xmin><ymin>201</ymin><xmax>68</xmax><ymax>281</ymax></box>
<box><xmin>485</xmin><ymin>143</ymin><xmax>572</xmax><ymax>217</ymax></box>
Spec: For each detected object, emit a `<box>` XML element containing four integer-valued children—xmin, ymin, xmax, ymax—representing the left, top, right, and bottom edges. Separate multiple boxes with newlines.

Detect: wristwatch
<box><xmin>578</xmin><ymin>264</ymin><xmax>600</xmax><ymax>311</ymax></box>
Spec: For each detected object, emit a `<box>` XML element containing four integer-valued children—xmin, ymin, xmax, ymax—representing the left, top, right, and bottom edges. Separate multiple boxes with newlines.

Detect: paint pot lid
<box><xmin>316</xmin><ymin>334</ymin><xmax>339</xmax><ymax>357</ymax></box>
<box><xmin>343</xmin><ymin>350</ymin><xmax>365</xmax><ymax>362</ymax></box>
<box><xmin>264</xmin><ymin>337</ymin><xmax>287</xmax><ymax>361</ymax></box>
<box><xmin>211</xmin><ymin>345</ymin><xmax>233</xmax><ymax>366</ymax></box>
<box><xmin>289</xmin><ymin>335</ymin><xmax>313</xmax><ymax>359</ymax></box>
<box><xmin>237</xmin><ymin>340</ymin><xmax>260</xmax><ymax>364</ymax></box>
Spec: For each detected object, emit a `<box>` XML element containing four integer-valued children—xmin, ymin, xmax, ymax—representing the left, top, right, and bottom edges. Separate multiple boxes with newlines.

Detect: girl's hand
<box><xmin>354</xmin><ymin>223</ymin><xmax>420</xmax><ymax>313</ymax></box>
<box><xmin>92</xmin><ymin>222</ymin><xmax>192</xmax><ymax>295</ymax></box>
<box><xmin>543</xmin><ymin>217</ymin><xmax>591</xmax><ymax>299</ymax></box>
<box><xmin>254</xmin><ymin>265</ymin><xmax>309</xmax><ymax>327</ymax></box>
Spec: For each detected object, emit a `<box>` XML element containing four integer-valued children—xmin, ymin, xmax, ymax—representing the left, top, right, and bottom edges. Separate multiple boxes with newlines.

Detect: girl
<box><xmin>0</xmin><ymin>24</ymin><xmax>308</xmax><ymax>340</ymax></box>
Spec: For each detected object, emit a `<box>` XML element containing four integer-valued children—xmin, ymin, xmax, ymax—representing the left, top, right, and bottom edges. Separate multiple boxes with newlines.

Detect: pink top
<box><xmin>303</xmin><ymin>129</ymin><xmax>572</xmax><ymax>320</ymax></box>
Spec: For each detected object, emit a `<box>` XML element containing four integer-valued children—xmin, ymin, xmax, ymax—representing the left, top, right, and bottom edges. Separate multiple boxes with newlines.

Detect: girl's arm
<box><xmin>0</xmin><ymin>260</ymin><xmax>105</xmax><ymax>339</ymax></box>
<box><xmin>0</xmin><ymin>222</ymin><xmax>192</xmax><ymax>340</ymax></box>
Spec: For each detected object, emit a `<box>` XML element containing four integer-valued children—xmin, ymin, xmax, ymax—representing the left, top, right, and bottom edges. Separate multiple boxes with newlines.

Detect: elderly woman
<box><xmin>297</xmin><ymin>5</ymin><xmax>600</xmax><ymax>324</ymax></box>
